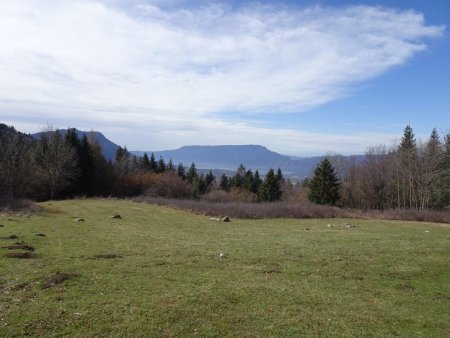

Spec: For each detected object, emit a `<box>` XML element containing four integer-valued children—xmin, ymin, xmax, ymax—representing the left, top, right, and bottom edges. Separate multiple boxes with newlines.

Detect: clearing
<box><xmin>0</xmin><ymin>199</ymin><xmax>449</xmax><ymax>337</ymax></box>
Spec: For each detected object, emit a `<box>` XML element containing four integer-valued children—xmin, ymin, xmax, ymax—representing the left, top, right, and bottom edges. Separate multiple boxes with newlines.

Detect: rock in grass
<box><xmin>73</xmin><ymin>218</ymin><xmax>85</xmax><ymax>222</ymax></box>
<box><xmin>219</xmin><ymin>253</ymin><xmax>227</xmax><ymax>258</ymax></box>
<box><xmin>36</xmin><ymin>233</ymin><xmax>46</xmax><ymax>237</ymax></box>
<box><xmin>110</xmin><ymin>214</ymin><xmax>122</xmax><ymax>219</ymax></box>
<box><xmin>0</xmin><ymin>224</ymin><xmax>4</xmax><ymax>227</ymax></box>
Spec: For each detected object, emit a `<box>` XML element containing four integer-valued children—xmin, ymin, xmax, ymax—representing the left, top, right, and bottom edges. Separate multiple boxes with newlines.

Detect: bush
<box><xmin>0</xmin><ymin>197</ymin><xmax>37</xmax><ymax>213</ymax></box>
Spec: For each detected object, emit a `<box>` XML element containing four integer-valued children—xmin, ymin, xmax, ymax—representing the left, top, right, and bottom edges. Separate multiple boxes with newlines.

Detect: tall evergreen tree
<box><xmin>142</xmin><ymin>153</ymin><xmax>151</xmax><ymax>172</ymax></box>
<box><xmin>166</xmin><ymin>159</ymin><xmax>175</xmax><ymax>173</ymax></box>
<box><xmin>308</xmin><ymin>158</ymin><xmax>340</xmax><ymax>205</ymax></box>
<box><xmin>219</xmin><ymin>174</ymin><xmax>229</xmax><ymax>191</ymax></box>
<box><xmin>187</xmin><ymin>163</ymin><xmax>197</xmax><ymax>183</ymax></box>
<box><xmin>149</xmin><ymin>153</ymin><xmax>157</xmax><ymax>172</ymax></box>
<box><xmin>177</xmin><ymin>163</ymin><xmax>186</xmax><ymax>180</ymax></box>
<box><xmin>157</xmin><ymin>156</ymin><xmax>166</xmax><ymax>173</ymax></box>
<box><xmin>258</xmin><ymin>169</ymin><xmax>282</xmax><ymax>202</ymax></box>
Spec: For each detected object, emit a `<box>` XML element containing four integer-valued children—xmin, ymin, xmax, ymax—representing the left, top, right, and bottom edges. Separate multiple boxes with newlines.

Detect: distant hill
<box><xmin>27</xmin><ymin>126</ymin><xmax>364</xmax><ymax>178</ymax></box>
<box><xmin>32</xmin><ymin>129</ymin><xmax>120</xmax><ymax>161</ymax></box>
<box><xmin>133</xmin><ymin>145</ymin><xmax>291</xmax><ymax>171</ymax></box>
<box><xmin>132</xmin><ymin>145</ymin><xmax>364</xmax><ymax>179</ymax></box>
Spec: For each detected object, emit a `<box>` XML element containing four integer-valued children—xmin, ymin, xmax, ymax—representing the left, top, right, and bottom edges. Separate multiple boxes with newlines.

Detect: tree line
<box><xmin>306</xmin><ymin>125</ymin><xmax>449</xmax><ymax>210</ymax></box>
<box><xmin>0</xmin><ymin>124</ymin><xmax>286</xmax><ymax>202</ymax></box>
<box><xmin>1</xmin><ymin>123</ymin><xmax>448</xmax><ymax>210</ymax></box>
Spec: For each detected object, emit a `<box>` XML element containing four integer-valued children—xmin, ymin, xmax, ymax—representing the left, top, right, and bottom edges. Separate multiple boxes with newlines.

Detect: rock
<box><xmin>36</xmin><ymin>233</ymin><xmax>46</xmax><ymax>237</ymax></box>
<box><xmin>73</xmin><ymin>218</ymin><xmax>85</xmax><ymax>222</ymax></box>
<box><xmin>111</xmin><ymin>214</ymin><xmax>122</xmax><ymax>219</ymax></box>
<box><xmin>219</xmin><ymin>253</ymin><xmax>226</xmax><ymax>258</ymax></box>
<box><xmin>345</xmin><ymin>223</ymin><xmax>356</xmax><ymax>228</ymax></box>
<box><xmin>0</xmin><ymin>224</ymin><xmax>4</xmax><ymax>227</ymax></box>
<box><xmin>327</xmin><ymin>224</ymin><xmax>335</xmax><ymax>228</ymax></box>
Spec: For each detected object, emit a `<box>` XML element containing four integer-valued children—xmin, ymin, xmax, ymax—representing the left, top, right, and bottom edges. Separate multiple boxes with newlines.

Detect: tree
<box><xmin>166</xmin><ymin>159</ymin><xmax>175</xmax><ymax>173</ymax></box>
<box><xmin>187</xmin><ymin>163</ymin><xmax>197</xmax><ymax>183</ymax></box>
<box><xmin>396</xmin><ymin>125</ymin><xmax>418</xmax><ymax>208</ymax></box>
<box><xmin>258</xmin><ymin>169</ymin><xmax>282</xmax><ymax>202</ymax></box>
<box><xmin>219</xmin><ymin>174</ymin><xmax>229</xmax><ymax>191</ymax></box>
<box><xmin>0</xmin><ymin>125</ymin><xmax>35</xmax><ymax>198</ymax></box>
<box><xmin>275</xmin><ymin>168</ymin><xmax>284</xmax><ymax>184</ymax></box>
<box><xmin>149</xmin><ymin>153</ymin><xmax>158</xmax><ymax>172</ymax></box>
<box><xmin>142</xmin><ymin>153</ymin><xmax>151</xmax><ymax>172</ymax></box>
<box><xmin>35</xmin><ymin>130</ymin><xmax>78</xmax><ymax>200</ymax></box>
<box><xmin>157</xmin><ymin>156</ymin><xmax>166</xmax><ymax>173</ymax></box>
<box><xmin>308</xmin><ymin>158</ymin><xmax>340</xmax><ymax>205</ymax></box>
<box><xmin>177</xmin><ymin>163</ymin><xmax>186</xmax><ymax>180</ymax></box>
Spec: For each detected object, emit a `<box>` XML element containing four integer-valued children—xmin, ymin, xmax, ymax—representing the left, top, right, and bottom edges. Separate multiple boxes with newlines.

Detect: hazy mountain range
<box><xmin>31</xmin><ymin>128</ymin><xmax>364</xmax><ymax>178</ymax></box>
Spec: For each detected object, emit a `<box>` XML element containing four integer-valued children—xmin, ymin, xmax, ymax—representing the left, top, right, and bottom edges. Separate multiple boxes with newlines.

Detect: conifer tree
<box><xmin>219</xmin><ymin>173</ymin><xmax>229</xmax><ymax>191</ymax></box>
<box><xmin>258</xmin><ymin>169</ymin><xmax>282</xmax><ymax>202</ymax></box>
<box><xmin>149</xmin><ymin>153</ymin><xmax>157</xmax><ymax>172</ymax></box>
<box><xmin>177</xmin><ymin>163</ymin><xmax>186</xmax><ymax>180</ymax></box>
<box><xmin>142</xmin><ymin>153</ymin><xmax>151</xmax><ymax>172</ymax></box>
<box><xmin>166</xmin><ymin>159</ymin><xmax>175</xmax><ymax>173</ymax></box>
<box><xmin>308</xmin><ymin>158</ymin><xmax>340</xmax><ymax>205</ymax></box>
<box><xmin>187</xmin><ymin>163</ymin><xmax>197</xmax><ymax>183</ymax></box>
<box><xmin>157</xmin><ymin>156</ymin><xmax>166</xmax><ymax>173</ymax></box>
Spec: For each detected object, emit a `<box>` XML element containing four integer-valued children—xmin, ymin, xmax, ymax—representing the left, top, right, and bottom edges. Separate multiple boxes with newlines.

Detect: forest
<box><xmin>0</xmin><ymin>123</ymin><xmax>448</xmax><ymax>214</ymax></box>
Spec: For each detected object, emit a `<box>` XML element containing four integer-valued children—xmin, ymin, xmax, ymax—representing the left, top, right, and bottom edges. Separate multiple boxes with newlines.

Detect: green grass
<box><xmin>0</xmin><ymin>199</ymin><xmax>449</xmax><ymax>337</ymax></box>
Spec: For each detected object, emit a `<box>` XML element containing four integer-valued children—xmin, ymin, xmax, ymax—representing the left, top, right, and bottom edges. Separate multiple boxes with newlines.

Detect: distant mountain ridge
<box><xmin>132</xmin><ymin>145</ymin><xmax>292</xmax><ymax>171</ymax></box>
<box><xmin>29</xmin><ymin>127</ymin><xmax>364</xmax><ymax>178</ymax></box>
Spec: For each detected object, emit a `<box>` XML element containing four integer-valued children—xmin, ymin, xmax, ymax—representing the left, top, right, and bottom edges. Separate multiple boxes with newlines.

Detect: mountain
<box><xmin>132</xmin><ymin>145</ymin><xmax>365</xmax><ymax>179</ymax></box>
<box><xmin>133</xmin><ymin>145</ymin><xmax>291</xmax><ymax>171</ymax></box>
<box><xmin>31</xmin><ymin>129</ymin><xmax>120</xmax><ymax>161</ymax></box>
<box><xmin>28</xmin><ymin>127</ymin><xmax>364</xmax><ymax>178</ymax></box>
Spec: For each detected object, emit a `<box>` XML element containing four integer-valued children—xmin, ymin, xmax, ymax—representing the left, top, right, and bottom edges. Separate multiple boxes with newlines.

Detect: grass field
<box><xmin>1</xmin><ymin>199</ymin><xmax>449</xmax><ymax>337</ymax></box>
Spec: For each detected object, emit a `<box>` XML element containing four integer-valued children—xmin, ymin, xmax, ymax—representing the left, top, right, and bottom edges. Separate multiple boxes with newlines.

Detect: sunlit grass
<box><xmin>1</xmin><ymin>199</ymin><xmax>449</xmax><ymax>337</ymax></box>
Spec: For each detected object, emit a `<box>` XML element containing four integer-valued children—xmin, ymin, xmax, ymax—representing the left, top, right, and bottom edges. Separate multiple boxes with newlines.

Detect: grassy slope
<box><xmin>0</xmin><ymin>199</ymin><xmax>449</xmax><ymax>337</ymax></box>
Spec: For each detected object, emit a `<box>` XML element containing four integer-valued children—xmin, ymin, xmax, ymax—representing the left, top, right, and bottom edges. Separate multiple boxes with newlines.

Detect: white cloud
<box><xmin>0</xmin><ymin>0</ymin><xmax>444</xmax><ymax>154</ymax></box>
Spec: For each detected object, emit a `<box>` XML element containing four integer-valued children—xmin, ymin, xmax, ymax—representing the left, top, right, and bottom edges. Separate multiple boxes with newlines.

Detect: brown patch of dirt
<box><xmin>5</xmin><ymin>252</ymin><xmax>37</xmax><ymax>259</ymax></box>
<box><xmin>1</xmin><ymin>235</ymin><xmax>18</xmax><ymax>239</ymax></box>
<box><xmin>3</xmin><ymin>244</ymin><xmax>35</xmax><ymax>251</ymax></box>
<box><xmin>93</xmin><ymin>254</ymin><xmax>122</xmax><ymax>259</ymax></box>
<box><xmin>263</xmin><ymin>268</ymin><xmax>282</xmax><ymax>274</ymax></box>
<box><xmin>42</xmin><ymin>272</ymin><xmax>72</xmax><ymax>289</ymax></box>
<box><xmin>36</xmin><ymin>233</ymin><xmax>46</xmax><ymax>237</ymax></box>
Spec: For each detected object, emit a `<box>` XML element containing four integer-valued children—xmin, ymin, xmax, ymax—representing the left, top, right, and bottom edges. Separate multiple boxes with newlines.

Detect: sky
<box><xmin>0</xmin><ymin>0</ymin><xmax>448</xmax><ymax>156</ymax></box>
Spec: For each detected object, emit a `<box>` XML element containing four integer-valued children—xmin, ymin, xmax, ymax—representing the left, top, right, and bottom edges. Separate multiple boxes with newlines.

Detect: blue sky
<box><xmin>0</xmin><ymin>0</ymin><xmax>448</xmax><ymax>155</ymax></box>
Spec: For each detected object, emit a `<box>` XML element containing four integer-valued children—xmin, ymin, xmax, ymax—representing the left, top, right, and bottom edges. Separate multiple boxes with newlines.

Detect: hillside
<box><xmin>1</xmin><ymin>199</ymin><xmax>449</xmax><ymax>336</ymax></box>
<box><xmin>32</xmin><ymin>129</ymin><xmax>120</xmax><ymax>161</ymax></box>
<box><xmin>27</xmin><ymin>126</ymin><xmax>364</xmax><ymax>178</ymax></box>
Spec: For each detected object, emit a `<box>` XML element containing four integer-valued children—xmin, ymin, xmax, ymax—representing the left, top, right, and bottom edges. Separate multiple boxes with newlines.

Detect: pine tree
<box><xmin>187</xmin><ymin>163</ymin><xmax>197</xmax><ymax>183</ymax></box>
<box><xmin>258</xmin><ymin>169</ymin><xmax>282</xmax><ymax>202</ymax></box>
<box><xmin>205</xmin><ymin>170</ymin><xmax>215</xmax><ymax>188</ymax></box>
<box><xmin>157</xmin><ymin>156</ymin><xmax>166</xmax><ymax>173</ymax></box>
<box><xmin>142</xmin><ymin>153</ymin><xmax>151</xmax><ymax>172</ymax></box>
<box><xmin>219</xmin><ymin>174</ymin><xmax>229</xmax><ymax>191</ymax></box>
<box><xmin>275</xmin><ymin>168</ymin><xmax>284</xmax><ymax>183</ymax></box>
<box><xmin>177</xmin><ymin>163</ymin><xmax>186</xmax><ymax>180</ymax></box>
<box><xmin>149</xmin><ymin>153</ymin><xmax>157</xmax><ymax>172</ymax></box>
<box><xmin>308</xmin><ymin>158</ymin><xmax>340</xmax><ymax>205</ymax></box>
<box><xmin>166</xmin><ymin>159</ymin><xmax>175</xmax><ymax>173</ymax></box>
<box><xmin>252</xmin><ymin>170</ymin><xmax>262</xmax><ymax>194</ymax></box>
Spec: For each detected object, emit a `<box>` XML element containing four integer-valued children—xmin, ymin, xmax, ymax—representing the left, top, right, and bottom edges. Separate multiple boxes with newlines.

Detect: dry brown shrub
<box><xmin>0</xmin><ymin>197</ymin><xmax>37</xmax><ymax>214</ymax></box>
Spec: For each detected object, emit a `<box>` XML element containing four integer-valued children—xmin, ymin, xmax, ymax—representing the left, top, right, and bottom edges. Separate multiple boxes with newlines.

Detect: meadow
<box><xmin>0</xmin><ymin>199</ymin><xmax>449</xmax><ymax>337</ymax></box>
